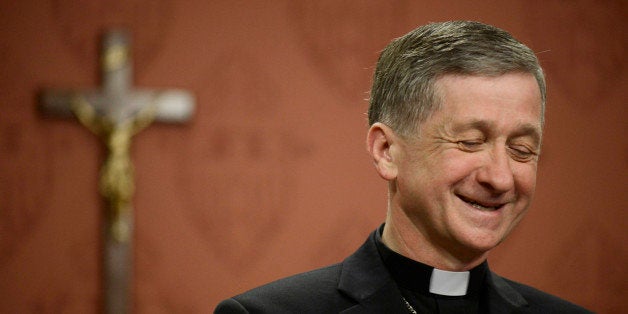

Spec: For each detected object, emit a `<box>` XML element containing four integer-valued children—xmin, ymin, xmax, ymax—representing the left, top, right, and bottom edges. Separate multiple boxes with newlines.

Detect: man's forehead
<box><xmin>434</xmin><ymin>72</ymin><xmax>542</xmax><ymax>90</ymax></box>
<box><xmin>429</xmin><ymin>74</ymin><xmax>543</xmax><ymax>133</ymax></box>
<box><xmin>433</xmin><ymin>73</ymin><xmax>543</xmax><ymax>110</ymax></box>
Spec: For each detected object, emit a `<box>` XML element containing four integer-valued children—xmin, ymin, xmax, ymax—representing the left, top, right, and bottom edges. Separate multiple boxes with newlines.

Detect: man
<box><xmin>215</xmin><ymin>21</ymin><xmax>592</xmax><ymax>313</ymax></box>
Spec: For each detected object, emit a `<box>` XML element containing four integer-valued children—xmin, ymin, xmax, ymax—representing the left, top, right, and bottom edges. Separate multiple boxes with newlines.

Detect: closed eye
<box><xmin>508</xmin><ymin>145</ymin><xmax>538</xmax><ymax>162</ymax></box>
<box><xmin>457</xmin><ymin>140</ymin><xmax>484</xmax><ymax>151</ymax></box>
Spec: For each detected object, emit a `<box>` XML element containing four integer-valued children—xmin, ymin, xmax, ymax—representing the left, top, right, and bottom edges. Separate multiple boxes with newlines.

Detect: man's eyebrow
<box><xmin>451</xmin><ymin>119</ymin><xmax>493</xmax><ymax>133</ymax></box>
<box><xmin>512</xmin><ymin>123</ymin><xmax>543</xmax><ymax>146</ymax></box>
<box><xmin>452</xmin><ymin>119</ymin><xmax>542</xmax><ymax>144</ymax></box>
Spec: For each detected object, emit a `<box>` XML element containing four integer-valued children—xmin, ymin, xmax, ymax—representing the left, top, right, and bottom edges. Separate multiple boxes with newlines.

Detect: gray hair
<box><xmin>368</xmin><ymin>21</ymin><xmax>546</xmax><ymax>137</ymax></box>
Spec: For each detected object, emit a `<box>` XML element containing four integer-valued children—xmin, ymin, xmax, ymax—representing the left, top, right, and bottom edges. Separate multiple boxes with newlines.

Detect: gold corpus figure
<box><xmin>71</xmin><ymin>96</ymin><xmax>156</xmax><ymax>243</ymax></box>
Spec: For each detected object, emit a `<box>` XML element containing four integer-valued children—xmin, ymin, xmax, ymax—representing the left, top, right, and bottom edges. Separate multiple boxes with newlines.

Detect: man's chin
<box><xmin>453</xmin><ymin>231</ymin><xmax>506</xmax><ymax>258</ymax></box>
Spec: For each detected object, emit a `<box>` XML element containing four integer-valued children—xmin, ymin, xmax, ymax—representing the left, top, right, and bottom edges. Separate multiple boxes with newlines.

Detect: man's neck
<box><xmin>382</xmin><ymin>212</ymin><xmax>488</xmax><ymax>271</ymax></box>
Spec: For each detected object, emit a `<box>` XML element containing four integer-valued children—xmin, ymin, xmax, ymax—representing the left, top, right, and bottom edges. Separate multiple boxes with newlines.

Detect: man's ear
<box><xmin>367</xmin><ymin>123</ymin><xmax>399</xmax><ymax>181</ymax></box>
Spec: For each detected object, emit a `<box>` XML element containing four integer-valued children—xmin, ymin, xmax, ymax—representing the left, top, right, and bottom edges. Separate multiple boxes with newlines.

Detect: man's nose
<box><xmin>476</xmin><ymin>147</ymin><xmax>515</xmax><ymax>193</ymax></box>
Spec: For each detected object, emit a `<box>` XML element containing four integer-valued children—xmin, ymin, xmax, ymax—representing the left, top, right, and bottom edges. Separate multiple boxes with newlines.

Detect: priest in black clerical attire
<box><xmin>215</xmin><ymin>21</ymin><xmax>593</xmax><ymax>314</ymax></box>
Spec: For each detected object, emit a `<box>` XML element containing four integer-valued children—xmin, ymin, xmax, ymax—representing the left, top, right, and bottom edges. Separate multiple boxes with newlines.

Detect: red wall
<box><xmin>1</xmin><ymin>1</ymin><xmax>626</xmax><ymax>313</ymax></box>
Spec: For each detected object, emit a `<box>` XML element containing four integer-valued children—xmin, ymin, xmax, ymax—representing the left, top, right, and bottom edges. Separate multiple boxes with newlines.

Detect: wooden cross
<box><xmin>39</xmin><ymin>30</ymin><xmax>195</xmax><ymax>314</ymax></box>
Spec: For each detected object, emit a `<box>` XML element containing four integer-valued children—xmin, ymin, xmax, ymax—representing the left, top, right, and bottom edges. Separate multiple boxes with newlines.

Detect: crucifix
<box><xmin>39</xmin><ymin>30</ymin><xmax>195</xmax><ymax>314</ymax></box>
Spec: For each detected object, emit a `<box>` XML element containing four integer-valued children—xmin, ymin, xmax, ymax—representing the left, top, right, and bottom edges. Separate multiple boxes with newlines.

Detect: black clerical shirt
<box><xmin>375</xmin><ymin>227</ymin><xmax>489</xmax><ymax>313</ymax></box>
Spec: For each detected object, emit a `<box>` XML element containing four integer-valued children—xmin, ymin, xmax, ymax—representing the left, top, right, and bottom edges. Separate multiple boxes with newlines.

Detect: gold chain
<box><xmin>402</xmin><ymin>296</ymin><xmax>418</xmax><ymax>314</ymax></box>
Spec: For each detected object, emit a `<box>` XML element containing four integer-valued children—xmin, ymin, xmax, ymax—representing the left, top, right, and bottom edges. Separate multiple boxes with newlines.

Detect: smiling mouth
<box><xmin>457</xmin><ymin>195</ymin><xmax>503</xmax><ymax>211</ymax></box>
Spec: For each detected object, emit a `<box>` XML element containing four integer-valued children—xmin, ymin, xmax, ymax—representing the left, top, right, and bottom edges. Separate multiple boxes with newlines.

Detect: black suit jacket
<box><xmin>215</xmin><ymin>230</ymin><xmax>592</xmax><ymax>313</ymax></box>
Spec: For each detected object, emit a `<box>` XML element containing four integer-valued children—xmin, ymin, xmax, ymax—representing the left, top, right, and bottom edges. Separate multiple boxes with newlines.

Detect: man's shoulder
<box><xmin>214</xmin><ymin>263</ymin><xmax>354</xmax><ymax>313</ymax></box>
<box><xmin>496</xmin><ymin>275</ymin><xmax>593</xmax><ymax>313</ymax></box>
<box><xmin>238</xmin><ymin>263</ymin><xmax>343</xmax><ymax>297</ymax></box>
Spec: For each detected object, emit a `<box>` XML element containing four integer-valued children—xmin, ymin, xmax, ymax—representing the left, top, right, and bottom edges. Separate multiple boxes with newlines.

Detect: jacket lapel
<box><xmin>340</xmin><ymin>281</ymin><xmax>409</xmax><ymax>314</ymax></box>
<box><xmin>485</xmin><ymin>271</ymin><xmax>528</xmax><ymax>313</ymax></box>
<box><xmin>337</xmin><ymin>231</ymin><xmax>409</xmax><ymax>313</ymax></box>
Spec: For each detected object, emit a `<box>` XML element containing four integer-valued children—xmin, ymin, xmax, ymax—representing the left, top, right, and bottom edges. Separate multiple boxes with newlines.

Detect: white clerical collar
<box><xmin>429</xmin><ymin>268</ymin><xmax>470</xmax><ymax>296</ymax></box>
